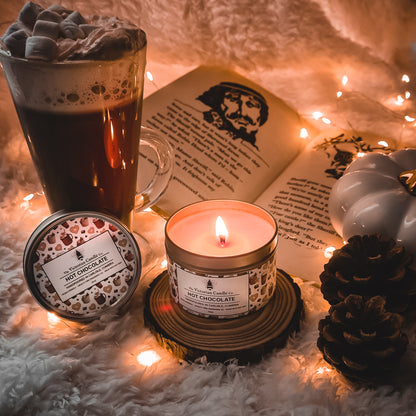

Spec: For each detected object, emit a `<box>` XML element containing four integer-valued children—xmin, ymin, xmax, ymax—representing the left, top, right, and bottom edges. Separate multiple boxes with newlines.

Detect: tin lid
<box><xmin>23</xmin><ymin>210</ymin><xmax>141</xmax><ymax>322</ymax></box>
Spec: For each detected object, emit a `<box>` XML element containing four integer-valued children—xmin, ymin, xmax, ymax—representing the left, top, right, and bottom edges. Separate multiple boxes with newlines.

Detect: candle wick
<box><xmin>219</xmin><ymin>235</ymin><xmax>227</xmax><ymax>247</ymax></box>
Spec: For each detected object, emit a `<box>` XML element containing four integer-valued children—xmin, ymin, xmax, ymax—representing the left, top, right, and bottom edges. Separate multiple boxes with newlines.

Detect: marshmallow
<box><xmin>65</xmin><ymin>11</ymin><xmax>87</xmax><ymax>26</ymax></box>
<box><xmin>3</xmin><ymin>3</ymin><xmax>145</xmax><ymax>61</ymax></box>
<box><xmin>25</xmin><ymin>35</ymin><xmax>58</xmax><ymax>61</ymax></box>
<box><xmin>33</xmin><ymin>20</ymin><xmax>60</xmax><ymax>41</ymax></box>
<box><xmin>56</xmin><ymin>38</ymin><xmax>78</xmax><ymax>61</ymax></box>
<box><xmin>79</xmin><ymin>24</ymin><xmax>100</xmax><ymax>36</ymax></box>
<box><xmin>1</xmin><ymin>22</ymin><xmax>29</xmax><ymax>41</ymax></box>
<box><xmin>18</xmin><ymin>1</ymin><xmax>43</xmax><ymax>29</ymax></box>
<box><xmin>3</xmin><ymin>29</ymin><xmax>29</xmax><ymax>57</ymax></box>
<box><xmin>37</xmin><ymin>9</ymin><xmax>63</xmax><ymax>24</ymax></box>
<box><xmin>47</xmin><ymin>4</ymin><xmax>72</xmax><ymax>18</ymax></box>
<box><xmin>60</xmin><ymin>21</ymin><xmax>85</xmax><ymax>40</ymax></box>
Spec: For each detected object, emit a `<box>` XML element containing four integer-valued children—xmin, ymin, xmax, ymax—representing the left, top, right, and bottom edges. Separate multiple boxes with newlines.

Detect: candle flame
<box><xmin>215</xmin><ymin>216</ymin><xmax>229</xmax><ymax>247</ymax></box>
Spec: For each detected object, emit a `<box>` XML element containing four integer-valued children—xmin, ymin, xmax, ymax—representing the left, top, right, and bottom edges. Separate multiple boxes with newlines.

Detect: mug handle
<box><xmin>135</xmin><ymin>126</ymin><xmax>174</xmax><ymax>212</ymax></box>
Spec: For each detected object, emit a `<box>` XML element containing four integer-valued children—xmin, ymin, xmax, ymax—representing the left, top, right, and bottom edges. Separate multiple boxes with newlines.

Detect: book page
<box><xmin>140</xmin><ymin>66</ymin><xmax>313</xmax><ymax>216</ymax></box>
<box><xmin>254</xmin><ymin>130</ymin><xmax>397</xmax><ymax>282</ymax></box>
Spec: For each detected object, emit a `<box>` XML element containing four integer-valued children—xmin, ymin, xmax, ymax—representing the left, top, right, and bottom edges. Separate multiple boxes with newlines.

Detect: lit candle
<box><xmin>165</xmin><ymin>200</ymin><xmax>278</xmax><ymax>319</ymax></box>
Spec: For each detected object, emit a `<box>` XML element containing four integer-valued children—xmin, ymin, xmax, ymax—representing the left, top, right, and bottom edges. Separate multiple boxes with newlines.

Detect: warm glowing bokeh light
<box><xmin>405</xmin><ymin>115</ymin><xmax>415</xmax><ymax>122</ymax></box>
<box><xmin>321</xmin><ymin>117</ymin><xmax>331</xmax><ymax>125</ymax></box>
<box><xmin>316</xmin><ymin>366</ymin><xmax>332</xmax><ymax>375</ymax></box>
<box><xmin>146</xmin><ymin>71</ymin><xmax>153</xmax><ymax>82</ymax></box>
<box><xmin>324</xmin><ymin>246</ymin><xmax>336</xmax><ymax>258</ymax></box>
<box><xmin>396</xmin><ymin>95</ymin><xmax>405</xmax><ymax>106</ymax></box>
<box><xmin>336</xmin><ymin>91</ymin><xmax>342</xmax><ymax>98</ymax></box>
<box><xmin>23</xmin><ymin>193</ymin><xmax>34</xmax><ymax>201</ymax></box>
<box><xmin>312</xmin><ymin>111</ymin><xmax>323</xmax><ymax>120</ymax></box>
<box><xmin>342</xmin><ymin>75</ymin><xmax>348</xmax><ymax>85</ymax></box>
<box><xmin>137</xmin><ymin>350</ymin><xmax>161</xmax><ymax>367</ymax></box>
<box><xmin>357</xmin><ymin>152</ymin><xmax>366</xmax><ymax>158</ymax></box>
<box><xmin>47</xmin><ymin>312</ymin><xmax>60</xmax><ymax>325</ymax></box>
<box><xmin>402</xmin><ymin>74</ymin><xmax>410</xmax><ymax>83</ymax></box>
<box><xmin>300</xmin><ymin>128</ymin><xmax>309</xmax><ymax>139</ymax></box>
<box><xmin>378</xmin><ymin>140</ymin><xmax>389</xmax><ymax>147</ymax></box>
<box><xmin>161</xmin><ymin>259</ymin><xmax>168</xmax><ymax>268</ymax></box>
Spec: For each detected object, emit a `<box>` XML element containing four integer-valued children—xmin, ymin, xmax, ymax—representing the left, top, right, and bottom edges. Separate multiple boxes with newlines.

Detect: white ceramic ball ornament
<box><xmin>328</xmin><ymin>149</ymin><xmax>416</xmax><ymax>263</ymax></box>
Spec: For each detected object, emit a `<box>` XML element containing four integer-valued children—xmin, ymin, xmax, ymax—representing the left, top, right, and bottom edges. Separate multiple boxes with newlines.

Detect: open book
<box><xmin>140</xmin><ymin>66</ymin><xmax>396</xmax><ymax>282</ymax></box>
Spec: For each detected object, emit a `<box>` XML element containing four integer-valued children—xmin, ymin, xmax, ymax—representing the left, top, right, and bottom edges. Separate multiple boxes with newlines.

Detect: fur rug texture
<box><xmin>2</xmin><ymin>0</ymin><xmax>416</xmax><ymax>415</ymax></box>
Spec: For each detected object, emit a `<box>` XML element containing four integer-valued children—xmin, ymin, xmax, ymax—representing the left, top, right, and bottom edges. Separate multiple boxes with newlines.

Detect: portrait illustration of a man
<box><xmin>197</xmin><ymin>82</ymin><xmax>269</xmax><ymax>148</ymax></box>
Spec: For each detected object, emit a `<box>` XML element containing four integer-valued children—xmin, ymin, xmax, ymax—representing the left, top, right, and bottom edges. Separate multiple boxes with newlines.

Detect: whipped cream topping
<box><xmin>0</xmin><ymin>2</ymin><xmax>146</xmax><ymax>61</ymax></box>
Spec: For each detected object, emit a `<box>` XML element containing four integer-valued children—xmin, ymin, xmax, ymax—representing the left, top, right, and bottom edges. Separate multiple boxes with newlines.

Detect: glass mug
<box><xmin>0</xmin><ymin>41</ymin><xmax>172</xmax><ymax>229</ymax></box>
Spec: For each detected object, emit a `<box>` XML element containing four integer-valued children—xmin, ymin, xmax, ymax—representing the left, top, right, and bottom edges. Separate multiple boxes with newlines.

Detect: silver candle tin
<box><xmin>165</xmin><ymin>200</ymin><xmax>278</xmax><ymax>319</ymax></box>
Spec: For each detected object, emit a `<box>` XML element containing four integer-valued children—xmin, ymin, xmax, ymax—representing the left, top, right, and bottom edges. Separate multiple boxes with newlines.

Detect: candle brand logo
<box><xmin>206</xmin><ymin>279</ymin><xmax>213</xmax><ymax>290</ymax></box>
<box><xmin>75</xmin><ymin>250</ymin><xmax>84</xmax><ymax>261</ymax></box>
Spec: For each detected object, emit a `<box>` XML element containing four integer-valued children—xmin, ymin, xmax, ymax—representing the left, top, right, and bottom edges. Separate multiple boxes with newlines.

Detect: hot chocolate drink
<box><xmin>1</xmin><ymin>2</ymin><xmax>147</xmax><ymax>227</ymax></box>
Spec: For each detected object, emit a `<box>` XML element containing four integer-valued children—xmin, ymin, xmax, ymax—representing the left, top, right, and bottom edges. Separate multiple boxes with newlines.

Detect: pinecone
<box><xmin>320</xmin><ymin>234</ymin><xmax>415</xmax><ymax>313</ymax></box>
<box><xmin>317</xmin><ymin>294</ymin><xmax>408</xmax><ymax>384</ymax></box>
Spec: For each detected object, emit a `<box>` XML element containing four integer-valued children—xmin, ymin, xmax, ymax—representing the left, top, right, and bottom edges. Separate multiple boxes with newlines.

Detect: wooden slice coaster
<box><xmin>144</xmin><ymin>269</ymin><xmax>304</xmax><ymax>364</ymax></box>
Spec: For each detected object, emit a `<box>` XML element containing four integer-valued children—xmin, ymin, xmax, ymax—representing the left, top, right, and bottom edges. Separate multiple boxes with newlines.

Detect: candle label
<box><xmin>42</xmin><ymin>232</ymin><xmax>126</xmax><ymax>302</ymax></box>
<box><xmin>176</xmin><ymin>267</ymin><xmax>249</xmax><ymax>316</ymax></box>
<box><xmin>168</xmin><ymin>254</ymin><xmax>277</xmax><ymax>318</ymax></box>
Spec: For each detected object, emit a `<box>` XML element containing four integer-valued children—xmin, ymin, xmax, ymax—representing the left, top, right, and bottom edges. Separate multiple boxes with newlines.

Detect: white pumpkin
<box><xmin>328</xmin><ymin>149</ymin><xmax>416</xmax><ymax>259</ymax></box>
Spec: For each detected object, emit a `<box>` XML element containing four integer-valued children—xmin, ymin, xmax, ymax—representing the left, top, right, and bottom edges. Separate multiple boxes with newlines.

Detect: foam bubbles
<box><xmin>1</xmin><ymin>50</ymin><xmax>146</xmax><ymax>113</ymax></box>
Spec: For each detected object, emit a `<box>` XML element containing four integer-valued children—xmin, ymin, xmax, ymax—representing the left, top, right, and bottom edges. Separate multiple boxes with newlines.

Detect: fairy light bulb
<box><xmin>47</xmin><ymin>312</ymin><xmax>60</xmax><ymax>325</ymax></box>
<box><xmin>300</xmin><ymin>128</ymin><xmax>309</xmax><ymax>139</ymax></box>
<box><xmin>324</xmin><ymin>246</ymin><xmax>336</xmax><ymax>258</ymax></box>
<box><xmin>396</xmin><ymin>95</ymin><xmax>405</xmax><ymax>106</ymax></box>
<box><xmin>137</xmin><ymin>350</ymin><xmax>161</xmax><ymax>366</ymax></box>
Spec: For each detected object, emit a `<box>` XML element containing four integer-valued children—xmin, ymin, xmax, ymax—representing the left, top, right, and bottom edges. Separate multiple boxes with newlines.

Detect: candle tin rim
<box><xmin>23</xmin><ymin>210</ymin><xmax>142</xmax><ymax>322</ymax></box>
<box><xmin>165</xmin><ymin>200</ymin><xmax>278</xmax><ymax>273</ymax></box>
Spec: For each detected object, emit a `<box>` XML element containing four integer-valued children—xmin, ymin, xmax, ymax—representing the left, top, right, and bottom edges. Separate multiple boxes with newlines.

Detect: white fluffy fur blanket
<box><xmin>1</xmin><ymin>1</ymin><xmax>416</xmax><ymax>415</ymax></box>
